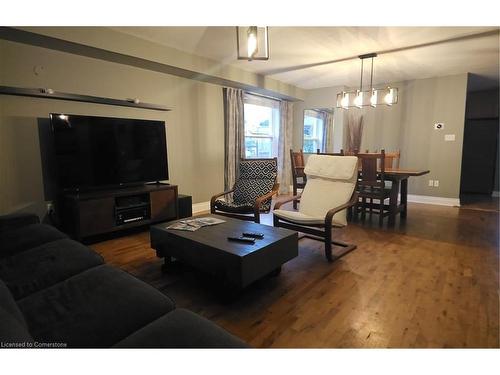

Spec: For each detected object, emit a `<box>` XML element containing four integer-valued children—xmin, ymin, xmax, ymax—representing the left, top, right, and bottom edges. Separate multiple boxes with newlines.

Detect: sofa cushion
<box><xmin>114</xmin><ymin>308</ymin><xmax>248</xmax><ymax>348</ymax></box>
<box><xmin>0</xmin><ymin>279</ymin><xmax>28</xmax><ymax>328</ymax></box>
<box><xmin>18</xmin><ymin>264</ymin><xmax>175</xmax><ymax>348</ymax></box>
<box><xmin>0</xmin><ymin>306</ymin><xmax>34</xmax><ymax>346</ymax></box>
<box><xmin>0</xmin><ymin>213</ymin><xmax>39</xmax><ymax>233</ymax></box>
<box><xmin>0</xmin><ymin>239</ymin><xmax>104</xmax><ymax>300</ymax></box>
<box><xmin>0</xmin><ymin>223</ymin><xmax>67</xmax><ymax>258</ymax></box>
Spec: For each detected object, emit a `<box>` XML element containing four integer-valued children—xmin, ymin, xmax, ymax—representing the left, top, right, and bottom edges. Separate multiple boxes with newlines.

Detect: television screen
<box><xmin>50</xmin><ymin>113</ymin><xmax>168</xmax><ymax>190</ymax></box>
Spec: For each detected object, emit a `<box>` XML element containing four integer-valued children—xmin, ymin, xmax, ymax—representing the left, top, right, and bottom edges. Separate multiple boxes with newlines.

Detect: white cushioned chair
<box><xmin>273</xmin><ymin>154</ymin><xmax>359</xmax><ymax>262</ymax></box>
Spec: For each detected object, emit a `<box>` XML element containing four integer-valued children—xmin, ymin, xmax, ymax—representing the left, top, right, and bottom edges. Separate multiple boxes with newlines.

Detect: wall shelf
<box><xmin>0</xmin><ymin>85</ymin><xmax>171</xmax><ymax>112</ymax></box>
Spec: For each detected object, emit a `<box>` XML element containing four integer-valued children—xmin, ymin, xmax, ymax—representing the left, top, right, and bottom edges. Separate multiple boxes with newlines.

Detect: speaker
<box><xmin>178</xmin><ymin>194</ymin><xmax>192</xmax><ymax>219</ymax></box>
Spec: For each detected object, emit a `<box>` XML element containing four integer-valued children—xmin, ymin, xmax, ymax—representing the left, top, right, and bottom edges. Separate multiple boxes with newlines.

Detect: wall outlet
<box><xmin>444</xmin><ymin>134</ymin><xmax>455</xmax><ymax>141</ymax></box>
<box><xmin>428</xmin><ymin>180</ymin><xmax>434</xmax><ymax>186</ymax></box>
<box><xmin>434</xmin><ymin>123</ymin><xmax>444</xmax><ymax>130</ymax></box>
<box><xmin>433</xmin><ymin>180</ymin><xmax>439</xmax><ymax>187</ymax></box>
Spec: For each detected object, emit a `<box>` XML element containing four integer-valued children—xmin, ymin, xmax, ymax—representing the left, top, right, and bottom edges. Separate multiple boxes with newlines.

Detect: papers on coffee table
<box><xmin>166</xmin><ymin>217</ymin><xmax>226</xmax><ymax>231</ymax></box>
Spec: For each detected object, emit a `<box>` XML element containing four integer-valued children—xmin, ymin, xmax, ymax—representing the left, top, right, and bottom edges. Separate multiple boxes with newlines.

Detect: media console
<box><xmin>58</xmin><ymin>183</ymin><xmax>178</xmax><ymax>240</ymax></box>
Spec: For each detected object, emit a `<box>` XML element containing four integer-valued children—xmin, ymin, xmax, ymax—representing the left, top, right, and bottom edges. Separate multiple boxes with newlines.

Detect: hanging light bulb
<box><xmin>341</xmin><ymin>92</ymin><xmax>349</xmax><ymax>108</ymax></box>
<box><xmin>247</xmin><ymin>27</ymin><xmax>258</xmax><ymax>60</ymax></box>
<box><xmin>384</xmin><ymin>87</ymin><xmax>394</xmax><ymax>106</ymax></box>
<box><xmin>354</xmin><ymin>90</ymin><xmax>363</xmax><ymax>108</ymax></box>
<box><xmin>370</xmin><ymin>89</ymin><xmax>378</xmax><ymax>107</ymax></box>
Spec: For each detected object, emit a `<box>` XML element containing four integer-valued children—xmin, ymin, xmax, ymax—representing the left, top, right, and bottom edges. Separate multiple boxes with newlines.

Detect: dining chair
<box><xmin>273</xmin><ymin>154</ymin><xmax>359</xmax><ymax>262</ymax></box>
<box><xmin>290</xmin><ymin>149</ymin><xmax>307</xmax><ymax>210</ymax></box>
<box><xmin>384</xmin><ymin>150</ymin><xmax>401</xmax><ymax>169</ymax></box>
<box><xmin>355</xmin><ymin>149</ymin><xmax>391</xmax><ymax>226</ymax></box>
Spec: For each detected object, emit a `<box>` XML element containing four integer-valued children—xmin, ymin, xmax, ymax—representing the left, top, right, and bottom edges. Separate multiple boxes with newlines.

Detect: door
<box><xmin>460</xmin><ymin>119</ymin><xmax>499</xmax><ymax>194</ymax></box>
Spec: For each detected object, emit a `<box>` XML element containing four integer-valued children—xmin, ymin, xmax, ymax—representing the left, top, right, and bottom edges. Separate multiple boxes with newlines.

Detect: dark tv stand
<box><xmin>59</xmin><ymin>183</ymin><xmax>178</xmax><ymax>240</ymax></box>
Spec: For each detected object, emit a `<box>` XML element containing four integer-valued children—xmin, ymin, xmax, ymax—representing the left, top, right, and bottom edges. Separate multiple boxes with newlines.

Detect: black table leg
<box><xmin>161</xmin><ymin>256</ymin><xmax>173</xmax><ymax>273</ymax></box>
<box><xmin>388</xmin><ymin>179</ymin><xmax>400</xmax><ymax>226</ymax></box>
<box><xmin>400</xmin><ymin>178</ymin><xmax>408</xmax><ymax>219</ymax></box>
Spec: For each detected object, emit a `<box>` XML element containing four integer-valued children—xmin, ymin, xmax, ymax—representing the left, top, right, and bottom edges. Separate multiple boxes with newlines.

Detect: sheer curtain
<box><xmin>223</xmin><ymin>87</ymin><xmax>244</xmax><ymax>190</ymax></box>
<box><xmin>345</xmin><ymin>112</ymin><xmax>364</xmax><ymax>153</ymax></box>
<box><xmin>322</xmin><ymin>110</ymin><xmax>334</xmax><ymax>152</ymax></box>
<box><xmin>278</xmin><ymin>100</ymin><xmax>293</xmax><ymax>194</ymax></box>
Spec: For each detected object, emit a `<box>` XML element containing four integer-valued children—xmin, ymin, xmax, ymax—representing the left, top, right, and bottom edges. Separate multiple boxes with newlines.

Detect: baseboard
<box><xmin>192</xmin><ymin>201</ymin><xmax>210</xmax><ymax>214</ymax></box>
<box><xmin>492</xmin><ymin>191</ymin><xmax>500</xmax><ymax>198</ymax></box>
<box><xmin>403</xmin><ymin>194</ymin><xmax>461</xmax><ymax>207</ymax></box>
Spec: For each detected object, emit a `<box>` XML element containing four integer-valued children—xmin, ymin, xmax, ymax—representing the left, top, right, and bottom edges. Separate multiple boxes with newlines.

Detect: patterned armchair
<box><xmin>211</xmin><ymin>158</ymin><xmax>279</xmax><ymax>223</ymax></box>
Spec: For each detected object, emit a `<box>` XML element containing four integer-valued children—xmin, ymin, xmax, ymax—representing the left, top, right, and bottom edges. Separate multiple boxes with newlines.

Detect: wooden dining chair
<box><xmin>290</xmin><ymin>149</ymin><xmax>307</xmax><ymax>210</ymax></box>
<box><xmin>384</xmin><ymin>150</ymin><xmax>401</xmax><ymax>169</ymax></box>
<box><xmin>355</xmin><ymin>149</ymin><xmax>391</xmax><ymax>226</ymax></box>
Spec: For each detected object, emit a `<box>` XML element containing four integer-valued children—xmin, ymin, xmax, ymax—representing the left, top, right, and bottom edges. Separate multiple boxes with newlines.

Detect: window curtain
<box><xmin>345</xmin><ymin>112</ymin><xmax>364</xmax><ymax>153</ymax></box>
<box><xmin>223</xmin><ymin>87</ymin><xmax>244</xmax><ymax>190</ymax></box>
<box><xmin>278</xmin><ymin>100</ymin><xmax>293</xmax><ymax>194</ymax></box>
<box><xmin>322</xmin><ymin>110</ymin><xmax>334</xmax><ymax>153</ymax></box>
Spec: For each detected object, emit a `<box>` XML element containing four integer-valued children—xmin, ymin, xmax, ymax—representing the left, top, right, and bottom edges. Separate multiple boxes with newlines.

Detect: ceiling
<box><xmin>112</xmin><ymin>27</ymin><xmax>500</xmax><ymax>91</ymax></box>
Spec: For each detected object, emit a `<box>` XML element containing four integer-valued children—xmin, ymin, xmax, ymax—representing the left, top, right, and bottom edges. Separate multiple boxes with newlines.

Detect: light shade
<box><xmin>336</xmin><ymin>87</ymin><xmax>398</xmax><ymax>109</ymax></box>
<box><xmin>236</xmin><ymin>26</ymin><xmax>269</xmax><ymax>61</ymax></box>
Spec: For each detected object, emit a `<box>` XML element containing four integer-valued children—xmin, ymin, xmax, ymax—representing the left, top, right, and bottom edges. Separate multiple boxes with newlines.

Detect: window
<box><xmin>303</xmin><ymin>109</ymin><xmax>325</xmax><ymax>153</ymax></box>
<box><xmin>243</xmin><ymin>93</ymin><xmax>280</xmax><ymax>158</ymax></box>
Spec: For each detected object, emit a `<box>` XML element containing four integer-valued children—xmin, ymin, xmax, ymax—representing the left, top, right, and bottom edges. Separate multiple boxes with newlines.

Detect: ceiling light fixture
<box><xmin>336</xmin><ymin>53</ymin><xmax>398</xmax><ymax>109</ymax></box>
<box><xmin>236</xmin><ymin>27</ymin><xmax>270</xmax><ymax>61</ymax></box>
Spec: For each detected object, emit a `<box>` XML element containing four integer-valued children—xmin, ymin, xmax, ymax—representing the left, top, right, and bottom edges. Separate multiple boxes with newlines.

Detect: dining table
<box><xmin>372</xmin><ymin>168</ymin><xmax>430</xmax><ymax>225</ymax></box>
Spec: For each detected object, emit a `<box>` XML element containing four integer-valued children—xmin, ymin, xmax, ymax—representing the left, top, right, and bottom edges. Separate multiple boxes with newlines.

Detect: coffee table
<box><xmin>150</xmin><ymin>215</ymin><xmax>298</xmax><ymax>291</ymax></box>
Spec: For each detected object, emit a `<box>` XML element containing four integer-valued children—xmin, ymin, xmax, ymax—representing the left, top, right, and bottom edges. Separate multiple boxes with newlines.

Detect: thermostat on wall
<box><xmin>434</xmin><ymin>123</ymin><xmax>444</xmax><ymax>130</ymax></box>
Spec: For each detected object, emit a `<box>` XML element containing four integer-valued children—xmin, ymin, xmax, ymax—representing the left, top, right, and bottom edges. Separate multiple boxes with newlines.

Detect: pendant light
<box><xmin>336</xmin><ymin>53</ymin><xmax>398</xmax><ymax>109</ymax></box>
<box><xmin>236</xmin><ymin>27</ymin><xmax>270</xmax><ymax>61</ymax></box>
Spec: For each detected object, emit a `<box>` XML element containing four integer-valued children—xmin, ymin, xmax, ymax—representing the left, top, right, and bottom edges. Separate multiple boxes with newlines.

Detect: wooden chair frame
<box><xmin>290</xmin><ymin>149</ymin><xmax>307</xmax><ymax>210</ymax></box>
<box><xmin>273</xmin><ymin>191</ymin><xmax>358</xmax><ymax>262</ymax></box>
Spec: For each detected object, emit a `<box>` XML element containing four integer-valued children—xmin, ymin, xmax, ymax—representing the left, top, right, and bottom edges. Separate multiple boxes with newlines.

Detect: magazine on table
<box><xmin>166</xmin><ymin>217</ymin><xmax>226</xmax><ymax>231</ymax></box>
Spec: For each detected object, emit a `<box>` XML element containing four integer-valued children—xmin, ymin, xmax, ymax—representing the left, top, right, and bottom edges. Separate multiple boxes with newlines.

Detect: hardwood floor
<box><xmin>90</xmin><ymin>199</ymin><xmax>499</xmax><ymax>348</ymax></box>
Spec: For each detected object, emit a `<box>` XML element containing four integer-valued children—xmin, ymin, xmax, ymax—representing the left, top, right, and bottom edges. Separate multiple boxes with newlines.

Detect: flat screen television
<box><xmin>50</xmin><ymin>113</ymin><xmax>168</xmax><ymax>190</ymax></box>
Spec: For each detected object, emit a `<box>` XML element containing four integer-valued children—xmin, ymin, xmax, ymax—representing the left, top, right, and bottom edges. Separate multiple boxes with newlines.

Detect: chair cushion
<box><xmin>18</xmin><ymin>264</ymin><xmax>176</xmax><ymax>348</ymax></box>
<box><xmin>214</xmin><ymin>199</ymin><xmax>254</xmax><ymax>214</ymax></box>
<box><xmin>114</xmin><ymin>308</ymin><xmax>248</xmax><ymax>348</ymax></box>
<box><xmin>0</xmin><ymin>223</ymin><xmax>67</xmax><ymax>259</ymax></box>
<box><xmin>299</xmin><ymin>155</ymin><xmax>358</xmax><ymax>226</ymax></box>
<box><xmin>273</xmin><ymin>209</ymin><xmax>345</xmax><ymax>227</ymax></box>
<box><xmin>0</xmin><ymin>239</ymin><xmax>104</xmax><ymax>300</ymax></box>
<box><xmin>304</xmin><ymin>155</ymin><xmax>358</xmax><ymax>180</ymax></box>
<box><xmin>232</xmin><ymin>159</ymin><xmax>277</xmax><ymax>212</ymax></box>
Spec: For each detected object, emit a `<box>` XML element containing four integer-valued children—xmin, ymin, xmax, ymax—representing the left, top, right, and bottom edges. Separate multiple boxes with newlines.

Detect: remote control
<box><xmin>227</xmin><ymin>236</ymin><xmax>255</xmax><ymax>244</ymax></box>
<box><xmin>242</xmin><ymin>232</ymin><xmax>264</xmax><ymax>239</ymax></box>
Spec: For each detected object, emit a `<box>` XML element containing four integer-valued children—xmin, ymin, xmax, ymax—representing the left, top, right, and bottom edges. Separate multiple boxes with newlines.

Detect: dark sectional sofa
<box><xmin>0</xmin><ymin>213</ymin><xmax>247</xmax><ymax>348</ymax></box>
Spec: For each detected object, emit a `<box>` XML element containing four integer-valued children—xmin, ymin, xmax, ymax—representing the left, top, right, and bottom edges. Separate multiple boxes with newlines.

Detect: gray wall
<box><xmin>0</xmin><ymin>39</ymin><xmax>225</xmax><ymax>215</ymax></box>
<box><xmin>293</xmin><ymin>74</ymin><xmax>469</xmax><ymax>199</ymax></box>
